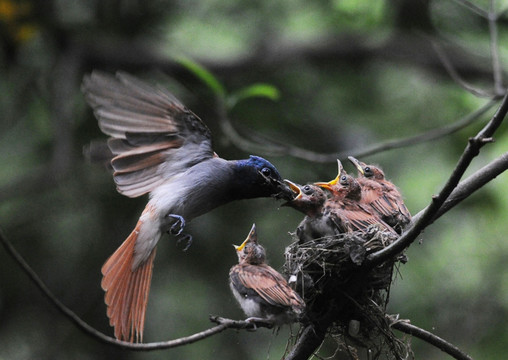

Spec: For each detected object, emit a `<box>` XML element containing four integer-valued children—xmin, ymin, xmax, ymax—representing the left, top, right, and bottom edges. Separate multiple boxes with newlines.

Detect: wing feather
<box><xmin>236</xmin><ymin>264</ymin><xmax>304</xmax><ymax>309</ymax></box>
<box><xmin>82</xmin><ymin>71</ymin><xmax>214</xmax><ymax>197</ymax></box>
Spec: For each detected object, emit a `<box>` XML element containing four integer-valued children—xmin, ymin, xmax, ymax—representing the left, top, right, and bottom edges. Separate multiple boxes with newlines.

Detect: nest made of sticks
<box><xmin>284</xmin><ymin>226</ymin><xmax>412</xmax><ymax>359</ymax></box>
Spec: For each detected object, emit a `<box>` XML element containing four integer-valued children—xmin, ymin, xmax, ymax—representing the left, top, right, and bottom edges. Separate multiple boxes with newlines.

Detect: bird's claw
<box><xmin>167</xmin><ymin>214</ymin><xmax>186</xmax><ymax>235</ymax></box>
<box><xmin>244</xmin><ymin>317</ymin><xmax>272</xmax><ymax>331</ymax></box>
<box><xmin>244</xmin><ymin>317</ymin><xmax>259</xmax><ymax>331</ymax></box>
<box><xmin>177</xmin><ymin>234</ymin><xmax>193</xmax><ymax>251</ymax></box>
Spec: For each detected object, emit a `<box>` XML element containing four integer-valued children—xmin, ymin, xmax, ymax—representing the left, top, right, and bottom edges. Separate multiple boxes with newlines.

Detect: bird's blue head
<box><xmin>232</xmin><ymin>155</ymin><xmax>293</xmax><ymax>200</ymax></box>
<box><xmin>244</xmin><ymin>155</ymin><xmax>283</xmax><ymax>181</ymax></box>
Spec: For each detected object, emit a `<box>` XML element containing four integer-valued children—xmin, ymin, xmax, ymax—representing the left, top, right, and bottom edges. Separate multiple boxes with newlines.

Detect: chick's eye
<box><xmin>364</xmin><ymin>167</ymin><xmax>371</xmax><ymax>174</ymax></box>
<box><xmin>261</xmin><ymin>167</ymin><xmax>272</xmax><ymax>176</ymax></box>
<box><xmin>303</xmin><ymin>185</ymin><xmax>313</xmax><ymax>194</ymax></box>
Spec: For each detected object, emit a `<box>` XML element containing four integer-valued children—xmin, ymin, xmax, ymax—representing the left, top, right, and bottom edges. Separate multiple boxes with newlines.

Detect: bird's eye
<box><xmin>364</xmin><ymin>167</ymin><xmax>372</xmax><ymax>176</ymax></box>
<box><xmin>261</xmin><ymin>167</ymin><xmax>272</xmax><ymax>176</ymax></box>
<box><xmin>340</xmin><ymin>175</ymin><xmax>348</xmax><ymax>184</ymax></box>
<box><xmin>302</xmin><ymin>185</ymin><xmax>313</xmax><ymax>194</ymax></box>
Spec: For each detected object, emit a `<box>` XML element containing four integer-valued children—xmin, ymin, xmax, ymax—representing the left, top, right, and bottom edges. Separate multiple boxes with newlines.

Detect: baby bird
<box><xmin>348</xmin><ymin>156</ymin><xmax>411</xmax><ymax>233</ymax></box>
<box><xmin>284</xmin><ymin>180</ymin><xmax>339</xmax><ymax>242</ymax></box>
<box><xmin>229</xmin><ymin>224</ymin><xmax>305</xmax><ymax>325</ymax></box>
<box><xmin>315</xmin><ymin>160</ymin><xmax>396</xmax><ymax>234</ymax></box>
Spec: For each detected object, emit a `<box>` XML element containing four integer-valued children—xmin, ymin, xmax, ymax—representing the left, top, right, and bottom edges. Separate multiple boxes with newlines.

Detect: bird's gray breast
<box><xmin>151</xmin><ymin>158</ymin><xmax>236</xmax><ymax>221</ymax></box>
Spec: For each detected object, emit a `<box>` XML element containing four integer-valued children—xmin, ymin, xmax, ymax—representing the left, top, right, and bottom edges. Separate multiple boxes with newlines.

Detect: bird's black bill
<box><xmin>269</xmin><ymin>177</ymin><xmax>298</xmax><ymax>201</ymax></box>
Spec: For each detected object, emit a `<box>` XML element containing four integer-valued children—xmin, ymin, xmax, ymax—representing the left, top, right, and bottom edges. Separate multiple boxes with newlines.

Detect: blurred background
<box><xmin>1</xmin><ymin>0</ymin><xmax>507</xmax><ymax>359</ymax></box>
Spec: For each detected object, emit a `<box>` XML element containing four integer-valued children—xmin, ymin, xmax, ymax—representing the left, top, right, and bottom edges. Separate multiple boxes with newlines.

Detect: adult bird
<box><xmin>230</xmin><ymin>224</ymin><xmax>305</xmax><ymax>325</ymax></box>
<box><xmin>283</xmin><ymin>180</ymin><xmax>338</xmax><ymax>242</ymax></box>
<box><xmin>315</xmin><ymin>160</ymin><xmax>396</xmax><ymax>235</ymax></box>
<box><xmin>348</xmin><ymin>156</ymin><xmax>411</xmax><ymax>233</ymax></box>
<box><xmin>82</xmin><ymin>71</ymin><xmax>292</xmax><ymax>342</ymax></box>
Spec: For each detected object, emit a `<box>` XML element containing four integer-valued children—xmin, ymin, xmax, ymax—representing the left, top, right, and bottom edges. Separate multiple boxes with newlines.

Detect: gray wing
<box><xmin>82</xmin><ymin>71</ymin><xmax>214</xmax><ymax>197</ymax></box>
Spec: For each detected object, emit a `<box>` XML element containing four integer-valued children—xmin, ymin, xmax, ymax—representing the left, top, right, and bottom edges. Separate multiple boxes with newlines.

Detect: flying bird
<box><xmin>348</xmin><ymin>156</ymin><xmax>411</xmax><ymax>233</ymax></box>
<box><xmin>229</xmin><ymin>224</ymin><xmax>305</xmax><ymax>325</ymax></box>
<box><xmin>82</xmin><ymin>71</ymin><xmax>292</xmax><ymax>342</ymax></box>
<box><xmin>315</xmin><ymin>160</ymin><xmax>396</xmax><ymax>235</ymax></box>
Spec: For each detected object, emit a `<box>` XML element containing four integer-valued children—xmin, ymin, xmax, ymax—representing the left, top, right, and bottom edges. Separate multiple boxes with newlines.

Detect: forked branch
<box><xmin>365</xmin><ymin>90</ymin><xmax>508</xmax><ymax>268</ymax></box>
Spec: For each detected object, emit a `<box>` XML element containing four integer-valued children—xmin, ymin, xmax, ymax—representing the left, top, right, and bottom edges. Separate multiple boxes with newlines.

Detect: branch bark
<box><xmin>284</xmin><ymin>323</ymin><xmax>329</xmax><ymax>360</ymax></box>
<box><xmin>390</xmin><ymin>317</ymin><xmax>473</xmax><ymax>360</ymax></box>
<box><xmin>365</xmin><ymin>90</ymin><xmax>508</xmax><ymax>268</ymax></box>
<box><xmin>413</xmin><ymin>150</ymin><xmax>508</xmax><ymax>225</ymax></box>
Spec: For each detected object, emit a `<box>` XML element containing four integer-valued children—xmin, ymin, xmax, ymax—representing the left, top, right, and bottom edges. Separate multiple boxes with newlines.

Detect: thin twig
<box><xmin>0</xmin><ymin>227</ymin><xmax>271</xmax><ymax>351</ymax></box>
<box><xmin>365</xmin><ymin>91</ymin><xmax>508</xmax><ymax>268</ymax></box>
<box><xmin>488</xmin><ymin>0</ymin><xmax>505</xmax><ymax>96</ymax></box>
<box><xmin>432</xmin><ymin>41</ymin><xmax>492</xmax><ymax>98</ymax></box>
<box><xmin>413</xmin><ymin>150</ymin><xmax>508</xmax><ymax>225</ymax></box>
<box><xmin>452</xmin><ymin>0</ymin><xmax>488</xmax><ymax>17</ymax></box>
<box><xmin>220</xmin><ymin>99</ymin><xmax>497</xmax><ymax>163</ymax></box>
<box><xmin>390</xmin><ymin>316</ymin><xmax>473</xmax><ymax>360</ymax></box>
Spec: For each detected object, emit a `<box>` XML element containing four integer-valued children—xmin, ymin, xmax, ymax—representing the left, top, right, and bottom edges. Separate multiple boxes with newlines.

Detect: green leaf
<box><xmin>227</xmin><ymin>83</ymin><xmax>280</xmax><ymax>109</ymax></box>
<box><xmin>175</xmin><ymin>56</ymin><xmax>226</xmax><ymax>98</ymax></box>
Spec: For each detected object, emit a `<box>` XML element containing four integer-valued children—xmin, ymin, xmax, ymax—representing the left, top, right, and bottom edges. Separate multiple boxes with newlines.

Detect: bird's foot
<box><xmin>167</xmin><ymin>214</ymin><xmax>186</xmax><ymax>235</ymax></box>
<box><xmin>244</xmin><ymin>317</ymin><xmax>273</xmax><ymax>331</ymax></box>
<box><xmin>176</xmin><ymin>233</ymin><xmax>193</xmax><ymax>251</ymax></box>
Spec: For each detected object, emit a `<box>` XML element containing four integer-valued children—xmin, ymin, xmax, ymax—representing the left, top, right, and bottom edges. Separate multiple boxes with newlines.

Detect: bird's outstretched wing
<box><xmin>232</xmin><ymin>264</ymin><xmax>304</xmax><ymax>309</ymax></box>
<box><xmin>82</xmin><ymin>71</ymin><xmax>214</xmax><ymax>197</ymax></box>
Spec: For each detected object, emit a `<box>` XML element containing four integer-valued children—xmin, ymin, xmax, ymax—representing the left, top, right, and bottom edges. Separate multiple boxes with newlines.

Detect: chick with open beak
<box><xmin>314</xmin><ymin>160</ymin><xmax>397</xmax><ymax>234</ymax></box>
<box><xmin>229</xmin><ymin>224</ymin><xmax>305</xmax><ymax>325</ymax></box>
<box><xmin>283</xmin><ymin>180</ymin><xmax>339</xmax><ymax>242</ymax></box>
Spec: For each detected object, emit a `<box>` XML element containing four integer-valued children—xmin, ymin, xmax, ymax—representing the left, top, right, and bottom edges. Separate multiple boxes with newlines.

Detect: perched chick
<box><xmin>229</xmin><ymin>224</ymin><xmax>305</xmax><ymax>325</ymax></box>
<box><xmin>348</xmin><ymin>156</ymin><xmax>411</xmax><ymax>233</ymax></box>
<box><xmin>315</xmin><ymin>160</ymin><xmax>396</xmax><ymax>234</ymax></box>
<box><xmin>284</xmin><ymin>180</ymin><xmax>339</xmax><ymax>242</ymax></box>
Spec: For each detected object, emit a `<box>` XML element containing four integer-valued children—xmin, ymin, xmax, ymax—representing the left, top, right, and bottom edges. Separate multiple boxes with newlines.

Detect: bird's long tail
<box><xmin>101</xmin><ymin>212</ymin><xmax>157</xmax><ymax>343</ymax></box>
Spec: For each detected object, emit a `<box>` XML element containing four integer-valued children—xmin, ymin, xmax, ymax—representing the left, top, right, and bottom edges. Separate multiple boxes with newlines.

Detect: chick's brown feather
<box><xmin>232</xmin><ymin>263</ymin><xmax>304</xmax><ymax>309</ymax></box>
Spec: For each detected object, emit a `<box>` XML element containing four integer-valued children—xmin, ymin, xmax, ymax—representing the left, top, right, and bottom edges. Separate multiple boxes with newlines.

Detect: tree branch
<box><xmin>413</xmin><ymin>150</ymin><xmax>508</xmax><ymax>225</ymax></box>
<box><xmin>365</xmin><ymin>90</ymin><xmax>508</xmax><ymax>268</ymax></box>
<box><xmin>432</xmin><ymin>41</ymin><xmax>492</xmax><ymax>98</ymax></box>
<box><xmin>0</xmin><ymin>227</ymin><xmax>271</xmax><ymax>351</ymax></box>
<box><xmin>390</xmin><ymin>316</ymin><xmax>473</xmax><ymax>360</ymax></box>
<box><xmin>80</xmin><ymin>31</ymin><xmax>494</xmax><ymax>83</ymax></box>
<box><xmin>284</xmin><ymin>323</ymin><xmax>328</xmax><ymax>360</ymax></box>
<box><xmin>488</xmin><ymin>0</ymin><xmax>505</xmax><ymax>96</ymax></box>
<box><xmin>452</xmin><ymin>0</ymin><xmax>488</xmax><ymax>17</ymax></box>
<box><xmin>220</xmin><ymin>98</ymin><xmax>497</xmax><ymax>163</ymax></box>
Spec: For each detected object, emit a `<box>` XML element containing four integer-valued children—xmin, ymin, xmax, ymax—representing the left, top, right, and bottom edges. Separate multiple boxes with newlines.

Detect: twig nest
<box><xmin>284</xmin><ymin>226</ymin><xmax>411</xmax><ymax>359</ymax></box>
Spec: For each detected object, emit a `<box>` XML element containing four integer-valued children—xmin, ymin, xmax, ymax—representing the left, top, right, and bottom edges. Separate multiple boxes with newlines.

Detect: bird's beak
<box><xmin>315</xmin><ymin>159</ymin><xmax>343</xmax><ymax>190</ymax></box>
<box><xmin>314</xmin><ymin>178</ymin><xmax>337</xmax><ymax>191</ymax></box>
<box><xmin>273</xmin><ymin>178</ymin><xmax>298</xmax><ymax>201</ymax></box>
<box><xmin>234</xmin><ymin>223</ymin><xmax>257</xmax><ymax>251</ymax></box>
<box><xmin>348</xmin><ymin>156</ymin><xmax>364</xmax><ymax>175</ymax></box>
<box><xmin>283</xmin><ymin>180</ymin><xmax>303</xmax><ymax>202</ymax></box>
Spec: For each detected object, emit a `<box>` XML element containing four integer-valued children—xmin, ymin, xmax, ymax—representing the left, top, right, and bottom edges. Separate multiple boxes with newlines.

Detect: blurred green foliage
<box><xmin>1</xmin><ymin>0</ymin><xmax>508</xmax><ymax>359</ymax></box>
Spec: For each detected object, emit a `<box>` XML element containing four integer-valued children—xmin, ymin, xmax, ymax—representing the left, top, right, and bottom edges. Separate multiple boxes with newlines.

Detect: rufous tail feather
<box><xmin>101</xmin><ymin>217</ymin><xmax>156</xmax><ymax>342</ymax></box>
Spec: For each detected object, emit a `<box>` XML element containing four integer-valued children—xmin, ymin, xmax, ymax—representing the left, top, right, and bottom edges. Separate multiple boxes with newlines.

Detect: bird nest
<box><xmin>284</xmin><ymin>226</ymin><xmax>412</xmax><ymax>359</ymax></box>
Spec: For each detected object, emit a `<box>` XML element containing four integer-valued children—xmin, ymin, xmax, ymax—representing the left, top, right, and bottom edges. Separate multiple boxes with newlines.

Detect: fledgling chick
<box><xmin>348</xmin><ymin>156</ymin><xmax>411</xmax><ymax>233</ymax></box>
<box><xmin>229</xmin><ymin>224</ymin><xmax>305</xmax><ymax>325</ymax></box>
<box><xmin>283</xmin><ymin>180</ymin><xmax>339</xmax><ymax>242</ymax></box>
<box><xmin>315</xmin><ymin>160</ymin><xmax>396</xmax><ymax>234</ymax></box>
